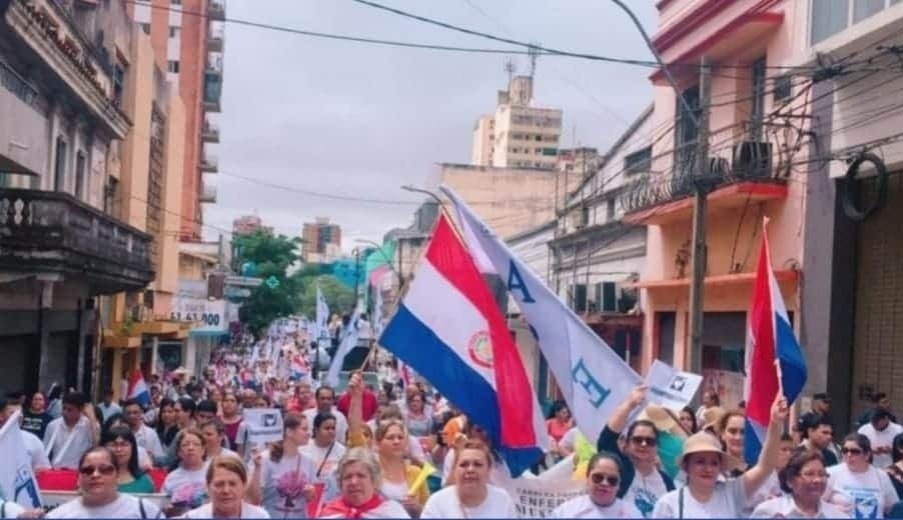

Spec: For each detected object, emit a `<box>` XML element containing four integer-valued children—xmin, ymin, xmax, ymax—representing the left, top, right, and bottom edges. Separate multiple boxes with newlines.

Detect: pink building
<box><xmin>626</xmin><ymin>0</ymin><xmax>809</xmax><ymax>408</ymax></box>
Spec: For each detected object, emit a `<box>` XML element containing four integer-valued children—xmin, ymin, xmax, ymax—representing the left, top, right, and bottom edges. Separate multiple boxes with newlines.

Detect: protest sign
<box><xmin>242</xmin><ymin>408</ymin><xmax>284</xmax><ymax>444</ymax></box>
<box><xmin>503</xmin><ymin>456</ymin><xmax>584</xmax><ymax>518</ymax></box>
<box><xmin>644</xmin><ymin>359</ymin><xmax>703</xmax><ymax>411</ymax></box>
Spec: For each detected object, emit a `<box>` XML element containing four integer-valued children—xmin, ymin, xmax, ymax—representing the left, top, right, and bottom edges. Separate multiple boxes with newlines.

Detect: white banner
<box><xmin>171</xmin><ymin>297</ymin><xmax>226</xmax><ymax>334</ymax></box>
<box><xmin>504</xmin><ymin>456</ymin><xmax>584</xmax><ymax>518</ymax></box>
<box><xmin>242</xmin><ymin>409</ymin><xmax>284</xmax><ymax>444</ymax></box>
<box><xmin>644</xmin><ymin>359</ymin><xmax>703</xmax><ymax>411</ymax></box>
<box><xmin>0</xmin><ymin>412</ymin><xmax>42</xmax><ymax>508</ymax></box>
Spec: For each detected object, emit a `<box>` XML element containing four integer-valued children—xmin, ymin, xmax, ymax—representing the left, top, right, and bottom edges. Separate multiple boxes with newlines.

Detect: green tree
<box><xmin>297</xmin><ymin>275</ymin><xmax>356</xmax><ymax>318</ymax></box>
<box><xmin>233</xmin><ymin>231</ymin><xmax>303</xmax><ymax>335</ymax></box>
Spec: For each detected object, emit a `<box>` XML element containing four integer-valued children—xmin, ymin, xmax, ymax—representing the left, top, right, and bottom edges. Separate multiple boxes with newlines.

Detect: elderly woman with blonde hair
<box><xmin>318</xmin><ymin>448</ymin><xmax>410</xmax><ymax>518</ymax></box>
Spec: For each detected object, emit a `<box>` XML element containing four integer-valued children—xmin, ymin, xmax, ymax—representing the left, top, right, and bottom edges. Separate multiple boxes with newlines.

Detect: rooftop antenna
<box><xmin>528</xmin><ymin>42</ymin><xmax>540</xmax><ymax>79</ymax></box>
<box><xmin>504</xmin><ymin>58</ymin><xmax>516</xmax><ymax>85</ymax></box>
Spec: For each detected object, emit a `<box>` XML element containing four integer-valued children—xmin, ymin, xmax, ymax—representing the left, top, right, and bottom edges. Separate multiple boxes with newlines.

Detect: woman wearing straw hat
<box><xmin>651</xmin><ymin>394</ymin><xmax>788</xmax><ymax>518</ymax></box>
<box><xmin>596</xmin><ymin>387</ymin><xmax>677</xmax><ymax>518</ymax></box>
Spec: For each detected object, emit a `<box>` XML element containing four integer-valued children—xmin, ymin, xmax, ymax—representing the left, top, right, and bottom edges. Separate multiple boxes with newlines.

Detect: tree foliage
<box><xmin>233</xmin><ymin>231</ymin><xmax>303</xmax><ymax>336</ymax></box>
<box><xmin>296</xmin><ymin>275</ymin><xmax>356</xmax><ymax>318</ymax></box>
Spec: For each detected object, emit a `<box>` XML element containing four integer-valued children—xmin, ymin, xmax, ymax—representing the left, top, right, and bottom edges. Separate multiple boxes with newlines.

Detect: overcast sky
<box><xmin>203</xmin><ymin>0</ymin><xmax>657</xmax><ymax>249</ymax></box>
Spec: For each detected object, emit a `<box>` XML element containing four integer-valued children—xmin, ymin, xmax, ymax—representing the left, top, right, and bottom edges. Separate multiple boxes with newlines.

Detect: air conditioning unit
<box><xmin>732</xmin><ymin>141</ymin><xmax>773</xmax><ymax>180</ymax></box>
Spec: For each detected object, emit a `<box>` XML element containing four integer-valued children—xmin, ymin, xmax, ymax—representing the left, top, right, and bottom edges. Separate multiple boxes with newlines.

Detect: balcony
<box><xmin>208</xmin><ymin>22</ymin><xmax>224</xmax><ymax>52</ymax></box>
<box><xmin>201</xmin><ymin>120</ymin><xmax>219</xmax><ymax>143</ymax></box>
<box><xmin>621</xmin><ymin>139</ymin><xmax>788</xmax><ymax>226</ymax></box>
<box><xmin>200</xmin><ymin>183</ymin><xmax>217</xmax><ymax>204</ymax></box>
<box><xmin>208</xmin><ymin>0</ymin><xmax>225</xmax><ymax>22</ymax></box>
<box><xmin>200</xmin><ymin>154</ymin><xmax>218</xmax><ymax>173</ymax></box>
<box><xmin>0</xmin><ymin>188</ymin><xmax>154</xmax><ymax>293</ymax></box>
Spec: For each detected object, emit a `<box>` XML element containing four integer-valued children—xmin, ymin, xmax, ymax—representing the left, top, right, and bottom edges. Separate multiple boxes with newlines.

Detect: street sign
<box><xmin>225</xmin><ymin>275</ymin><xmax>263</xmax><ymax>287</ymax></box>
<box><xmin>171</xmin><ymin>297</ymin><xmax>227</xmax><ymax>335</ymax></box>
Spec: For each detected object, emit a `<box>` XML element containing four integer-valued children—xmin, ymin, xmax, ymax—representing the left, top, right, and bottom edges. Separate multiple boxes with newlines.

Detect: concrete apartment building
<box><xmin>128</xmin><ymin>0</ymin><xmax>224</xmax><ymax>240</ymax></box>
<box><xmin>0</xmin><ymin>0</ymin><xmax>190</xmax><ymax>394</ymax></box>
<box><xmin>232</xmin><ymin>214</ymin><xmax>271</xmax><ymax>236</ymax></box>
<box><xmin>471</xmin><ymin>75</ymin><xmax>562</xmax><ymax>170</ymax></box>
<box><xmin>302</xmin><ymin>218</ymin><xmax>343</xmax><ymax>264</ymax></box>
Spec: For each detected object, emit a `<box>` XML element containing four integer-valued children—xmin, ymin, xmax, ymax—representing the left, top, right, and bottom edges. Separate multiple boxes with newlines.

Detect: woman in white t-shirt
<box><xmin>751</xmin><ymin>449</ymin><xmax>849</xmax><ymax>518</ymax></box>
<box><xmin>47</xmin><ymin>447</ymin><xmax>162</xmax><ymax>518</ymax></box>
<box><xmin>180</xmin><ymin>456</ymin><xmax>270</xmax><ymax>518</ymax></box>
<box><xmin>199</xmin><ymin>419</ymin><xmax>240</xmax><ymax>460</ymax></box>
<box><xmin>826</xmin><ymin>433</ymin><xmax>899</xmax><ymax>519</ymax></box>
<box><xmin>550</xmin><ymin>452</ymin><xmax>643</xmax><ymax>518</ymax></box>
<box><xmin>651</xmin><ymin>395</ymin><xmax>789</xmax><ymax>519</ymax></box>
<box><xmin>441</xmin><ymin>420</ymin><xmax>511</xmax><ymax>487</ymax></box>
<box><xmin>247</xmin><ymin>413</ymin><xmax>318</xmax><ymax>519</ymax></box>
<box><xmin>421</xmin><ymin>439</ymin><xmax>517</xmax><ymax>518</ymax></box>
<box><xmin>301</xmin><ymin>412</ymin><xmax>347</xmax><ymax>484</ymax></box>
<box><xmin>162</xmin><ymin>429</ymin><xmax>210</xmax><ymax>517</ymax></box>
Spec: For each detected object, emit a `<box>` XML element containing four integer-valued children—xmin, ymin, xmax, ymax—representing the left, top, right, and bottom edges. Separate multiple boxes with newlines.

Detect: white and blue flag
<box><xmin>442</xmin><ymin>185</ymin><xmax>643</xmax><ymax>443</ymax></box>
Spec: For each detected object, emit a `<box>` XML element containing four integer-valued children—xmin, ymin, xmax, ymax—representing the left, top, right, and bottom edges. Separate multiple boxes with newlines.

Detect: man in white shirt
<box><xmin>43</xmin><ymin>392</ymin><xmax>97</xmax><ymax>469</ymax></box>
<box><xmin>123</xmin><ymin>399</ymin><xmax>164</xmax><ymax>461</ymax></box>
<box><xmin>97</xmin><ymin>389</ymin><xmax>122</xmax><ymax>422</ymax></box>
<box><xmin>302</xmin><ymin>386</ymin><xmax>348</xmax><ymax>444</ymax></box>
<box><xmin>858</xmin><ymin>408</ymin><xmax>903</xmax><ymax>468</ymax></box>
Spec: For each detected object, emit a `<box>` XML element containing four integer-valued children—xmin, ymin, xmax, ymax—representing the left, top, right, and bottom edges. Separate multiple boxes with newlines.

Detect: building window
<box><xmin>53</xmin><ymin>137</ymin><xmax>67</xmax><ymax>192</ymax></box>
<box><xmin>169</xmin><ymin>27</ymin><xmax>180</xmax><ymax>38</ymax></box>
<box><xmin>113</xmin><ymin>64</ymin><xmax>125</xmax><ymax>108</ymax></box>
<box><xmin>168</xmin><ymin>60</ymin><xmax>180</xmax><ymax>73</ymax></box>
<box><xmin>750</xmin><ymin>57</ymin><xmax>767</xmax><ymax>140</ymax></box>
<box><xmin>773</xmin><ymin>74</ymin><xmax>793</xmax><ymax>101</ymax></box>
<box><xmin>810</xmin><ymin>0</ymin><xmax>900</xmax><ymax>45</ymax></box>
<box><xmin>570</xmin><ymin>284</ymin><xmax>587</xmax><ymax>313</ymax></box>
<box><xmin>606</xmin><ymin>199</ymin><xmax>616</xmax><ymax>221</ymax></box>
<box><xmin>140</xmin><ymin>23</ymin><xmax>150</xmax><ymax>34</ymax></box>
<box><xmin>75</xmin><ymin>152</ymin><xmax>86</xmax><ymax>200</ymax></box>
<box><xmin>624</xmin><ymin>146</ymin><xmax>652</xmax><ymax>174</ymax></box>
<box><xmin>171</xmin><ymin>0</ymin><xmax>182</xmax><ymax>4</ymax></box>
<box><xmin>675</xmin><ymin>85</ymin><xmax>700</xmax><ymax>174</ymax></box>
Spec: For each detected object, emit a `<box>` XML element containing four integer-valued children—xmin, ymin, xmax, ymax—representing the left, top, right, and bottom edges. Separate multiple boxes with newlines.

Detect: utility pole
<box><xmin>687</xmin><ymin>56</ymin><xmax>712</xmax><ymax>374</ymax></box>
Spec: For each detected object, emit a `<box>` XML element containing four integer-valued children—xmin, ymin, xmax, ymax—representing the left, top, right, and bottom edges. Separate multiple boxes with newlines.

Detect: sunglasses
<box><xmin>842</xmin><ymin>447</ymin><xmax>864</xmax><ymax>456</ymax></box>
<box><xmin>630</xmin><ymin>436</ymin><xmax>658</xmax><ymax>447</ymax></box>
<box><xmin>590</xmin><ymin>473</ymin><xmax>620</xmax><ymax>486</ymax></box>
<box><xmin>79</xmin><ymin>464</ymin><xmax>116</xmax><ymax>476</ymax></box>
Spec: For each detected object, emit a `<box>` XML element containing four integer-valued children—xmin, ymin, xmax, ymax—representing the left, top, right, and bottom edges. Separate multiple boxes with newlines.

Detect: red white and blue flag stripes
<box><xmin>379</xmin><ymin>214</ymin><xmax>548</xmax><ymax>476</ymax></box>
<box><xmin>744</xmin><ymin>218</ymin><xmax>807</xmax><ymax>465</ymax></box>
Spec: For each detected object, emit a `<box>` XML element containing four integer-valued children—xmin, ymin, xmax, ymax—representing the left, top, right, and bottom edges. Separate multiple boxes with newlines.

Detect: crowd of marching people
<box><xmin>1</xmin><ymin>315</ymin><xmax>903</xmax><ymax>518</ymax></box>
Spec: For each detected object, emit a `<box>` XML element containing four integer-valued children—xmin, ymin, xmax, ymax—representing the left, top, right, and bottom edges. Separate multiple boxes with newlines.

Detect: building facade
<box><xmin>232</xmin><ymin>214</ymin><xmax>270</xmax><ymax>236</ymax></box>
<box><xmin>626</xmin><ymin>0</ymin><xmax>809</xmax><ymax>408</ymax></box>
<box><xmin>471</xmin><ymin>75</ymin><xmax>562</xmax><ymax>170</ymax></box>
<box><xmin>0</xmin><ymin>0</ymin><xmax>158</xmax><ymax>393</ymax></box>
<box><xmin>794</xmin><ymin>0</ymin><xmax>903</xmax><ymax>427</ymax></box>
<box><xmin>552</xmin><ymin>106</ymin><xmax>653</xmax><ymax>374</ymax></box>
<box><xmin>302</xmin><ymin>217</ymin><xmax>343</xmax><ymax>264</ymax></box>
<box><xmin>128</xmin><ymin>0</ymin><xmax>224</xmax><ymax>240</ymax></box>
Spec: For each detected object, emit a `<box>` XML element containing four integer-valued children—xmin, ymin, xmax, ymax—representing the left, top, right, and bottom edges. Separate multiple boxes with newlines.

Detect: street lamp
<box><xmin>401</xmin><ymin>184</ymin><xmax>444</xmax><ymax>205</ymax></box>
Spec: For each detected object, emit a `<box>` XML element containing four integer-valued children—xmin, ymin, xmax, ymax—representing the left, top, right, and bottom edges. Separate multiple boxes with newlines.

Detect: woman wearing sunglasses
<box><xmin>550</xmin><ymin>452</ymin><xmax>642</xmax><ymax>518</ymax></box>
<box><xmin>47</xmin><ymin>447</ymin><xmax>162</xmax><ymax>518</ymax></box>
<box><xmin>596</xmin><ymin>387</ymin><xmax>676</xmax><ymax>518</ymax></box>
<box><xmin>826</xmin><ymin>433</ymin><xmax>899</xmax><ymax>519</ymax></box>
<box><xmin>421</xmin><ymin>440</ymin><xmax>515</xmax><ymax>518</ymax></box>
<box><xmin>651</xmin><ymin>395</ymin><xmax>788</xmax><ymax>518</ymax></box>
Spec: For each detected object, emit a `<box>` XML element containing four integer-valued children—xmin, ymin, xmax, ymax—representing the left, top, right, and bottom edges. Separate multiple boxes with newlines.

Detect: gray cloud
<box><xmin>205</xmin><ymin>0</ymin><xmax>656</xmax><ymax>248</ymax></box>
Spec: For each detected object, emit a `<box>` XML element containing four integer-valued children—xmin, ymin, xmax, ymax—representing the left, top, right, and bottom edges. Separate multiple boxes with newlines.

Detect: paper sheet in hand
<box><xmin>243</xmin><ymin>408</ymin><xmax>284</xmax><ymax>444</ymax></box>
<box><xmin>644</xmin><ymin>360</ymin><xmax>703</xmax><ymax>411</ymax></box>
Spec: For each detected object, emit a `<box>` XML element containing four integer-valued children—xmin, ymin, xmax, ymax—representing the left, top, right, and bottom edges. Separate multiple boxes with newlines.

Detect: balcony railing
<box><xmin>200</xmin><ymin>155</ymin><xmax>218</xmax><ymax>173</ymax></box>
<box><xmin>201</xmin><ymin>120</ymin><xmax>219</xmax><ymax>143</ymax></box>
<box><xmin>0</xmin><ymin>188</ymin><xmax>154</xmax><ymax>293</ymax></box>
<box><xmin>200</xmin><ymin>183</ymin><xmax>217</xmax><ymax>203</ymax></box>
<box><xmin>208</xmin><ymin>22</ymin><xmax>224</xmax><ymax>52</ymax></box>
<box><xmin>621</xmin><ymin>138</ymin><xmax>783</xmax><ymax>215</ymax></box>
<box><xmin>208</xmin><ymin>0</ymin><xmax>225</xmax><ymax>22</ymax></box>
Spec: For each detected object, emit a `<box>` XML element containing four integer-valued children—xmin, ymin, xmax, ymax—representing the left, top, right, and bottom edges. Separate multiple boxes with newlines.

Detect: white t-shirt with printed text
<box><xmin>180</xmin><ymin>502</ymin><xmax>270</xmax><ymax>519</ymax></box>
<box><xmin>162</xmin><ymin>463</ymin><xmax>210</xmax><ymax>509</ymax></box>
<box><xmin>858</xmin><ymin>423</ymin><xmax>903</xmax><ymax>469</ymax></box>
<box><xmin>827</xmin><ymin>463</ymin><xmax>898</xmax><ymax>519</ymax></box>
